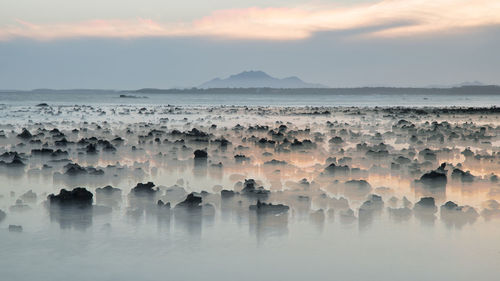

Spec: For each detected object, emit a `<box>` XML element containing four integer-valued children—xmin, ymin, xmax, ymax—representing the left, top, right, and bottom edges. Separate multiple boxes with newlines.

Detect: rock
<box><xmin>193</xmin><ymin>149</ymin><xmax>208</xmax><ymax>159</ymax></box>
<box><xmin>388</xmin><ymin>207</ymin><xmax>412</xmax><ymax>221</ymax></box>
<box><xmin>20</xmin><ymin>190</ymin><xmax>37</xmax><ymax>203</ymax></box>
<box><xmin>413</xmin><ymin>197</ymin><xmax>437</xmax><ymax>214</ymax></box>
<box><xmin>130</xmin><ymin>182</ymin><xmax>158</xmax><ymax>196</ymax></box>
<box><xmin>8</xmin><ymin>225</ymin><xmax>23</xmax><ymax>232</ymax></box>
<box><xmin>418</xmin><ymin>171</ymin><xmax>447</xmax><ymax>188</ymax></box>
<box><xmin>249</xmin><ymin>200</ymin><xmax>289</xmax><ymax>215</ymax></box>
<box><xmin>451</xmin><ymin>169</ymin><xmax>475</xmax><ymax>182</ymax></box>
<box><xmin>157</xmin><ymin>200</ymin><xmax>171</xmax><ymax>208</ymax></box>
<box><xmin>440</xmin><ymin>201</ymin><xmax>479</xmax><ymax>227</ymax></box>
<box><xmin>176</xmin><ymin>193</ymin><xmax>202</xmax><ymax>208</ymax></box>
<box><xmin>241</xmin><ymin>179</ymin><xmax>270</xmax><ymax>196</ymax></box>
<box><xmin>0</xmin><ymin>209</ymin><xmax>6</xmax><ymax>222</ymax></box>
<box><xmin>96</xmin><ymin>185</ymin><xmax>122</xmax><ymax>195</ymax></box>
<box><xmin>329</xmin><ymin>136</ymin><xmax>343</xmax><ymax>144</ymax></box>
<box><xmin>324</xmin><ymin>163</ymin><xmax>349</xmax><ymax>176</ymax></box>
<box><xmin>1</xmin><ymin>155</ymin><xmax>26</xmax><ymax>167</ymax></box>
<box><xmin>64</xmin><ymin>163</ymin><xmax>88</xmax><ymax>176</ymax></box>
<box><xmin>221</xmin><ymin>190</ymin><xmax>236</xmax><ymax>198</ymax></box>
<box><xmin>17</xmin><ymin>129</ymin><xmax>32</xmax><ymax>139</ymax></box>
<box><xmin>264</xmin><ymin>159</ymin><xmax>287</xmax><ymax>165</ymax></box>
<box><xmin>9</xmin><ymin>199</ymin><xmax>31</xmax><ymax>212</ymax></box>
<box><xmin>415</xmin><ymin>197</ymin><xmax>436</xmax><ymax>208</ymax></box>
<box><xmin>47</xmin><ymin>187</ymin><xmax>93</xmax><ymax>207</ymax></box>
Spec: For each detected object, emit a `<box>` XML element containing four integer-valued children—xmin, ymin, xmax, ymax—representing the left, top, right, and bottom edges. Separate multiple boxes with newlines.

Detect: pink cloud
<box><xmin>1</xmin><ymin>0</ymin><xmax>499</xmax><ymax>41</ymax></box>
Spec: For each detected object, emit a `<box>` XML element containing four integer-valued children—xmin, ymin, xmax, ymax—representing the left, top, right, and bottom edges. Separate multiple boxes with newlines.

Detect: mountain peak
<box><xmin>229</xmin><ymin>70</ymin><xmax>272</xmax><ymax>80</ymax></box>
<box><xmin>199</xmin><ymin>70</ymin><xmax>326</xmax><ymax>89</ymax></box>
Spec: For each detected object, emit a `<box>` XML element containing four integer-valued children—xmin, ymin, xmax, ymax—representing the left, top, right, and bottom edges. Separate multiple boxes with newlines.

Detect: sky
<box><xmin>0</xmin><ymin>0</ymin><xmax>499</xmax><ymax>89</ymax></box>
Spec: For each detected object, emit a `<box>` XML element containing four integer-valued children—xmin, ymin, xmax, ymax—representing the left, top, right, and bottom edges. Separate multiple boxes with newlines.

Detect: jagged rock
<box><xmin>241</xmin><ymin>179</ymin><xmax>270</xmax><ymax>196</ymax></box>
<box><xmin>324</xmin><ymin>163</ymin><xmax>349</xmax><ymax>176</ymax></box>
<box><xmin>64</xmin><ymin>163</ymin><xmax>88</xmax><ymax>176</ymax></box>
<box><xmin>17</xmin><ymin>129</ymin><xmax>32</xmax><ymax>139</ymax></box>
<box><xmin>157</xmin><ymin>200</ymin><xmax>171</xmax><ymax>208</ymax></box>
<box><xmin>47</xmin><ymin>188</ymin><xmax>93</xmax><ymax>207</ymax></box>
<box><xmin>130</xmin><ymin>182</ymin><xmax>158</xmax><ymax>196</ymax></box>
<box><xmin>176</xmin><ymin>193</ymin><xmax>202</xmax><ymax>208</ymax></box>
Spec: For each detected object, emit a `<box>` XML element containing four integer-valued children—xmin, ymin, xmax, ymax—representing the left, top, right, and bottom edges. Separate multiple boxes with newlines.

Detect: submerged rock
<box><xmin>8</xmin><ymin>225</ymin><xmax>23</xmax><ymax>232</ymax></box>
<box><xmin>0</xmin><ymin>209</ymin><xmax>6</xmax><ymax>222</ymax></box>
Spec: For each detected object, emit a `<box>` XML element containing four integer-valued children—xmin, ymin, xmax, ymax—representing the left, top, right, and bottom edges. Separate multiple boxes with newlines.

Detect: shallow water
<box><xmin>1</xmin><ymin>90</ymin><xmax>499</xmax><ymax>107</ymax></box>
<box><xmin>0</xmin><ymin>93</ymin><xmax>499</xmax><ymax>281</ymax></box>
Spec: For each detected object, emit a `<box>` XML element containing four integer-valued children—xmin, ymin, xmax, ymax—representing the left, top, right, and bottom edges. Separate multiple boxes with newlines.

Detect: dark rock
<box><xmin>86</xmin><ymin>143</ymin><xmax>97</xmax><ymax>153</ymax></box>
<box><xmin>1</xmin><ymin>155</ymin><xmax>26</xmax><ymax>167</ymax></box>
<box><xmin>241</xmin><ymin>179</ymin><xmax>270</xmax><ymax>196</ymax></box>
<box><xmin>157</xmin><ymin>200</ymin><xmax>171</xmax><ymax>208</ymax></box>
<box><xmin>17</xmin><ymin>129</ymin><xmax>32</xmax><ymax>139</ymax></box>
<box><xmin>221</xmin><ymin>190</ymin><xmax>236</xmax><ymax>198</ymax></box>
<box><xmin>176</xmin><ymin>193</ymin><xmax>202</xmax><ymax>208</ymax></box>
<box><xmin>64</xmin><ymin>163</ymin><xmax>88</xmax><ymax>176</ymax></box>
<box><xmin>419</xmin><ymin>171</ymin><xmax>447</xmax><ymax>188</ymax></box>
<box><xmin>47</xmin><ymin>188</ymin><xmax>93</xmax><ymax>207</ymax></box>
<box><xmin>249</xmin><ymin>200</ymin><xmax>289</xmax><ymax>215</ymax></box>
<box><xmin>96</xmin><ymin>185</ymin><xmax>122</xmax><ymax>195</ymax></box>
<box><xmin>451</xmin><ymin>168</ymin><xmax>475</xmax><ymax>182</ymax></box>
<box><xmin>264</xmin><ymin>159</ymin><xmax>287</xmax><ymax>165</ymax></box>
<box><xmin>130</xmin><ymin>182</ymin><xmax>158</xmax><ymax>196</ymax></box>
<box><xmin>415</xmin><ymin>197</ymin><xmax>436</xmax><ymax>208</ymax></box>
<box><xmin>324</xmin><ymin>163</ymin><xmax>349</xmax><ymax>176</ymax></box>
<box><xmin>31</xmin><ymin>148</ymin><xmax>54</xmax><ymax>156</ymax></box>
<box><xmin>194</xmin><ymin>149</ymin><xmax>208</xmax><ymax>159</ymax></box>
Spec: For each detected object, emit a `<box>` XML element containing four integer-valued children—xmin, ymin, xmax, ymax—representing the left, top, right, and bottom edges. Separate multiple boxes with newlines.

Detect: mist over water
<box><xmin>0</xmin><ymin>91</ymin><xmax>499</xmax><ymax>281</ymax></box>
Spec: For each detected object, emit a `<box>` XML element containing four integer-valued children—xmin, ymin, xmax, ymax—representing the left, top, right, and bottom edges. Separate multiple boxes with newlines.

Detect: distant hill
<box><xmin>133</xmin><ymin>85</ymin><xmax>500</xmax><ymax>95</ymax></box>
<box><xmin>199</xmin><ymin>71</ymin><xmax>326</xmax><ymax>89</ymax></box>
<box><xmin>426</xmin><ymin>81</ymin><xmax>486</xmax><ymax>88</ymax></box>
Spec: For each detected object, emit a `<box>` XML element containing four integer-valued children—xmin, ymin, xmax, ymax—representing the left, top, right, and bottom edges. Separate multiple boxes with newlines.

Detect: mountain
<box><xmin>199</xmin><ymin>71</ymin><xmax>326</xmax><ymax>88</ymax></box>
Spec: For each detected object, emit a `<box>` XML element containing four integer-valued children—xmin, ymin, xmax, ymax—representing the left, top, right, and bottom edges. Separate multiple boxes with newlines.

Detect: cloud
<box><xmin>1</xmin><ymin>0</ymin><xmax>499</xmax><ymax>41</ymax></box>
